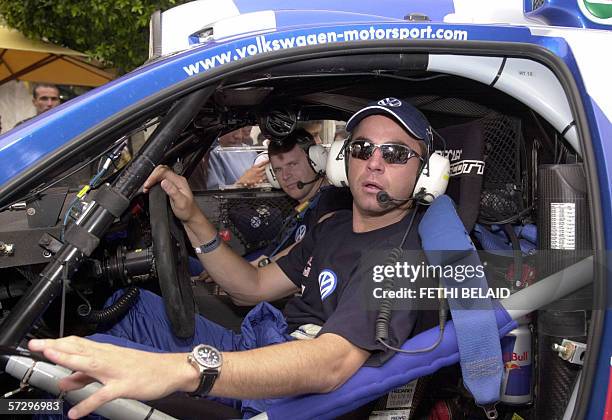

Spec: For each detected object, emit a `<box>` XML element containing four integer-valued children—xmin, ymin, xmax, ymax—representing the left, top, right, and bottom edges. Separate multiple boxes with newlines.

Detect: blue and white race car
<box><xmin>0</xmin><ymin>1</ymin><xmax>610</xmax><ymax>418</ymax></box>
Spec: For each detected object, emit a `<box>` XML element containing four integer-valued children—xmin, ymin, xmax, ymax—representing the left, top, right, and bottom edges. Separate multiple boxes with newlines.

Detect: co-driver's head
<box><xmin>346</xmin><ymin>98</ymin><xmax>430</xmax><ymax>219</ymax></box>
<box><xmin>268</xmin><ymin>128</ymin><xmax>320</xmax><ymax>202</ymax></box>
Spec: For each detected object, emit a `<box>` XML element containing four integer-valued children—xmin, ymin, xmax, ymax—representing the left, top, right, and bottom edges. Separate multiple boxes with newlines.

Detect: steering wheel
<box><xmin>149</xmin><ymin>184</ymin><xmax>196</xmax><ymax>338</ymax></box>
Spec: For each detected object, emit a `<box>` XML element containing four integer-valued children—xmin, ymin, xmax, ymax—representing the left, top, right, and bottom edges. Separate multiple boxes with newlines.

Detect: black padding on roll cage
<box><xmin>64</xmin><ymin>223</ymin><xmax>100</xmax><ymax>256</ymax></box>
<box><xmin>95</xmin><ymin>184</ymin><xmax>130</xmax><ymax>218</ymax></box>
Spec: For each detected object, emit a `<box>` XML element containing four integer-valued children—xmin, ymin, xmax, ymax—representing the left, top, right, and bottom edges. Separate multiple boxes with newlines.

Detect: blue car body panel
<box><xmin>233</xmin><ymin>0</ymin><xmax>455</xmax><ymax>20</ymax></box>
<box><xmin>0</xmin><ymin>22</ymin><xmax>544</xmax><ymax>186</ymax></box>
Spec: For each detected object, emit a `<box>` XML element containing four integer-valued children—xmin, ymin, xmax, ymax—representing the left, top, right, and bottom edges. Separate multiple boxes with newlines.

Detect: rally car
<box><xmin>0</xmin><ymin>0</ymin><xmax>610</xmax><ymax>418</ymax></box>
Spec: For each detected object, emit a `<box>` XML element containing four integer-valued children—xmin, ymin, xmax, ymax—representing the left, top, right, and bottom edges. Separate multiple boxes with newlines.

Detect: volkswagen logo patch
<box><xmin>295</xmin><ymin>224</ymin><xmax>307</xmax><ymax>243</ymax></box>
<box><xmin>378</xmin><ymin>97</ymin><xmax>402</xmax><ymax>107</ymax></box>
<box><xmin>318</xmin><ymin>269</ymin><xmax>338</xmax><ymax>300</ymax></box>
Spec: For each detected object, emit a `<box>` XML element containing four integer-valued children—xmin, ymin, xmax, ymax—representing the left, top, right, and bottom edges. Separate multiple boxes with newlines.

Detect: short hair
<box><xmin>296</xmin><ymin>120</ymin><xmax>323</xmax><ymax>130</ymax></box>
<box><xmin>32</xmin><ymin>83</ymin><xmax>59</xmax><ymax>99</ymax></box>
<box><xmin>334</xmin><ymin>127</ymin><xmax>348</xmax><ymax>140</ymax></box>
<box><xmin>268</xmin><ymin>128</ymin><xmax>314</xmax><ymax>157</ymax></box>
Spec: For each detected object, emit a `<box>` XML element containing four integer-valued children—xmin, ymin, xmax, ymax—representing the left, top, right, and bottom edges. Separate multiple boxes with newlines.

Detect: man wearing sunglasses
<box><xmin>29</xmin><ymin>98</ymin><xmax>443</xmax><ymax>419</ymax></box>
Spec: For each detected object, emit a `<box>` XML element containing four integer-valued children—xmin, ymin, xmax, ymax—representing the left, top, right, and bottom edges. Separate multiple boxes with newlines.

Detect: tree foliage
<box><xmin>0</xmin><ymin>0</ymin><xmax>190</xmax><ymax>74</ymax></box>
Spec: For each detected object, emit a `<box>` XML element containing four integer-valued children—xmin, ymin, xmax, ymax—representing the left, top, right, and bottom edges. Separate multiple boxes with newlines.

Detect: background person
<box><xmin>191</xmin><ymin>128</ymin><xmax>352</xmax><ymax>328</ymax></box>
<box><xmin>296</xmin><ymin>120</ymin><xmax>323</xmax><ymax>144</ymax></box>
<box><xmin>190</xmin><ymin>127</ymin><xmax>268</xmax><ymax>190</ymax></box>
<box><xmin>14</xmin><ymin>83</ymin><xmax>61</xmax><ymax>127</ymax></box>
<box><xmin>256</xmin><ymin>128</ymin><xmax>352</xmax><ymax>263</ymax></box>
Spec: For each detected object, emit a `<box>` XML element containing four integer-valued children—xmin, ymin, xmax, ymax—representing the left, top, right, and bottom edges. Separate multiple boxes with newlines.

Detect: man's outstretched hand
<box><xmin>28</xmin><ymin>337</ymin><xmax>197</xmax><ymax>419</ymax></box>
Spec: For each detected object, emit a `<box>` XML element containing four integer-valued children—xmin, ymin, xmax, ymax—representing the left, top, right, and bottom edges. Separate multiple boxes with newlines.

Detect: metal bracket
<box><xmin>2</xmin><ymin>360</ymin><xmax>36</xmax><ymax>398</ymax></box>
<box><xmin>552</xmin><ymin>339</ymin><xmax>587</xmax><ymax>365</ymax></box>
<box><xmin>0</xmin><ymin>241</ymin><xmax>14</xmax><ymax>256</ymax></box>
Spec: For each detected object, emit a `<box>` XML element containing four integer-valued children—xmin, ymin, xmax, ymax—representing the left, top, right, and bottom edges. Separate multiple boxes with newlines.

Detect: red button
<box><xmin>219</xmin><ymin>229</ymin><xmax>231</xmax><ymax>242</ymax></box>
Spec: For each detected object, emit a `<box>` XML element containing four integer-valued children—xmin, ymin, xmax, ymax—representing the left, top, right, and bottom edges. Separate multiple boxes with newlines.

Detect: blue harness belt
<box><xmin>419</xmin><ymin>195</ymin><xmax>503</xmax><ymax>417</ymax></box>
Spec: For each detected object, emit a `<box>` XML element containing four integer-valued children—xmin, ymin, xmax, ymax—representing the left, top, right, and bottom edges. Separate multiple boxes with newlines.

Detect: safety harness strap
<box><xmin>419</xmin><ymin>195</ymin><xmax>502</xmax><ymax>414</ymax></box>
<box><xmin>267</xmin><ymin>191</ymin><xmax>322</xmax><ymax>258</ymax></box>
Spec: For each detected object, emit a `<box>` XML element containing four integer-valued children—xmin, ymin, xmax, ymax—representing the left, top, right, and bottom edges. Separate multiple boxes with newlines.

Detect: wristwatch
<box><xmin>187</xmin><ymin>344</ymin><xmax>223</xmax><ymax>397</ymax></box>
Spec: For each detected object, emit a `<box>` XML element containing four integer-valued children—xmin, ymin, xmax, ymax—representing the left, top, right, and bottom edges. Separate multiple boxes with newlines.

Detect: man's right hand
<box><xmin>143</xmin><ymin>165</ymin><xmax>202</xmax><ymax>224</ymax></box>
<box><xmin>236</xmin><ymin>160</ymin><xmax>268</xmax><ymax>187</ymax></box>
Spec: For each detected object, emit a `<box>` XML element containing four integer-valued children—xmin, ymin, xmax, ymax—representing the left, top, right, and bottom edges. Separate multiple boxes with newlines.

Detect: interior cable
<box><xmin>374</xmin><ymin>200</ymin><xmax>449</xmax><ymax>355</ymax></box>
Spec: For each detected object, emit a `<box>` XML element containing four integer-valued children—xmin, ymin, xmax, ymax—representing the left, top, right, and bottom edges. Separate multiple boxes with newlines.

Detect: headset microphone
<box><xmin>297</xmin><ymin>172</ymin><xmax>323</xmax><ymax>189</ymax></box>
<box><xmin>376</xmin><ymin>189</ymin><xmax>429</xmax><ymax>206</ymax></box>
<box><xmin>376</xmin><ymin>190</ymin><xmax>409</xmax><ymax>205</ymax></box>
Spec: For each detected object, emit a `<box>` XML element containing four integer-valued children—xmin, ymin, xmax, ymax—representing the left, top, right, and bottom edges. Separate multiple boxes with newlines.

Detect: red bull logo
<box><xmin>505</xmin><ymin>361</ymin><xmax>521</xmax><ymax>371</ymax></box>
<box><xmin>503</xmin><ymin>351</ymin><xmax>529</xmax><ymax>363</ymax></box>
<box><xmin>501</xmin><ymin>328</ymin><xmax>533</xmax><ymax>404</ymax></box>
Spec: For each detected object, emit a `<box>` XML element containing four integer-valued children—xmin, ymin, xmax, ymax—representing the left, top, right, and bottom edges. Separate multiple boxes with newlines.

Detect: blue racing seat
<box><xmin>265</xmin><ymin>307</ymin><xmax>516</xmax><ymax>420</ymax></box>
<box><xmin>263</xmin><ymin>195</ymin><xmax>517</xmax><ymax>420</ymax></box>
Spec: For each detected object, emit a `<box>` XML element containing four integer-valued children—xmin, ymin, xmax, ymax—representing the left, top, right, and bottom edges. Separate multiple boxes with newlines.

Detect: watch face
<box><xmin>194</xmin><ymin>345</ymin><xmax>223</xmax><ymax>369</ymax></box>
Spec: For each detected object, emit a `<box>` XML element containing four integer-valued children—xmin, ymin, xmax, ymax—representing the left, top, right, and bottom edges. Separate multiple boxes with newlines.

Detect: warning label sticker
<box><xmin>550</xmin><ymin>203</ymin><xmax>576</xmax><ymax>250</ymax></box>
<box><xmin>386</xmin><ymin>381</ymin><xmax>417</xmax><ymax>409</ymax></box>
<box><xmin>369</xmin><ymin>409</ymin><xmax>412</xmax><ymax>420</ymax></box>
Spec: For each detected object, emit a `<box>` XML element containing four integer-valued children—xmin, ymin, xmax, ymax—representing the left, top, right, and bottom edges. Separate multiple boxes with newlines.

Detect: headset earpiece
<box><xmin>265</xmin><ymin>162</ymin><xmax>281</xmax><ymax>189</ymax></box>
<box><xmin>325</xmin><ymin>138</ymin><xmax>350</xmax><ymax>187</ymax></box>
<box><xmin>306</xmin><ymin>144</ymin><xmax>328</xmax><ymax>175</ymax></box>
<box><xmin>412</xmin><ymin>152</ymin><xmax>450</xmax><ymax>202</ymax></box>
<box><xmin>255</xmin><ymin>152</ymin><xmax>281</xmax><ymax>189</ymax></box>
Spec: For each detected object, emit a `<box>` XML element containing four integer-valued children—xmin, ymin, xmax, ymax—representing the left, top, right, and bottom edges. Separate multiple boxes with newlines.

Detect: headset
<box><xmin>325</xmin><ymin>128</ymin><xmax>450</xmax><ymax>203</ymax></box>
<box><xmin>263</xmin><ymin>129</ymin><xmax>328</xmax><ymax>189</ymax></box>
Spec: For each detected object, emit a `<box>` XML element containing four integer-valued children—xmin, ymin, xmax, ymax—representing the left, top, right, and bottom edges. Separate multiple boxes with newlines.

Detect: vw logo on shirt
<box><xmin>250</xmin><ymin>216</ymin><xmax>261</xmax><ymax>228</ymax></box>
<box><xmin>295</xmin><ymin>224</ymin><xmax>307</xmax><ymax>243</ymax></box>
<box><xmin>318</xmin><ymin>269</ymin><xmax>337</xmax><ymax>301</ymax></box>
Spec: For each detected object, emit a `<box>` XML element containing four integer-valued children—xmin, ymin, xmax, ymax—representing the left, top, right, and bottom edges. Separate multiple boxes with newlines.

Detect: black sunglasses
<box><xmin>348</xmin><ymin>140</ymin><xmax>423</xmax><ymax>164</ymax></box>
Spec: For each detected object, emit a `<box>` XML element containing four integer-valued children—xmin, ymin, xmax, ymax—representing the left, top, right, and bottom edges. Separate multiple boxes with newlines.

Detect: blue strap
<box><xmin>473</xmin><ymin>223</ymin><xmax>537</xmax><ymax>255</ymax></box>
<box><xmin>419</xmin><ymin>195</ymin><xmax>503</xmax><ymax>408</ymax></box>
<box><xmin>267</xmin><ymin>192</ymin><xmax>322</xmax><ymax>258</ymax></box>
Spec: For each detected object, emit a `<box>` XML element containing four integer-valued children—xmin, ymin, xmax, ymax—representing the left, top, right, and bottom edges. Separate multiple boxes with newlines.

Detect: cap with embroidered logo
<box><xmin>346</xmin><ymin>97</ymin><xmax>432</xmax><ymax>143</ymax></box>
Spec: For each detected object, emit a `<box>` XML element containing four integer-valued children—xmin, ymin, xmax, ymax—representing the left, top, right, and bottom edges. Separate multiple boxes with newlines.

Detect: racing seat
<box><xmin>435</xmin><ymin>119</ymin><xmax>486</xmax><ymax>231</ymax></box>
<box><xmin>260</xmin><ymin>195</ymin><xmax>517</xmax><ymax>420</ymax></box>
